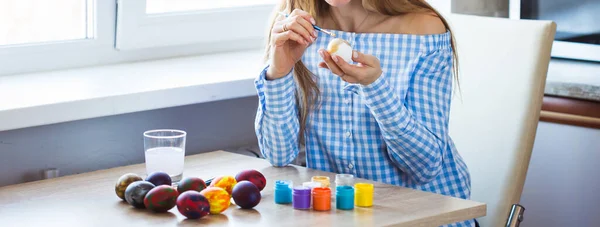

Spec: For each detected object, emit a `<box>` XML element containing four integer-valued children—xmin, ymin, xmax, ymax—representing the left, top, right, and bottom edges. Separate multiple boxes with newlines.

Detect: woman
<box><xmin>254</xmin><ymin>0</ymin><xmax>473</xmax><ymax>226</ymax></box>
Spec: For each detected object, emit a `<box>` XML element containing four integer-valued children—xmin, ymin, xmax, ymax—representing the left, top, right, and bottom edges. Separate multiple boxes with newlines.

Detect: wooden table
<box><xmin>0</xmin><ymin>151</ymin><xmax>486</xmax><ymax>226</ymax></box>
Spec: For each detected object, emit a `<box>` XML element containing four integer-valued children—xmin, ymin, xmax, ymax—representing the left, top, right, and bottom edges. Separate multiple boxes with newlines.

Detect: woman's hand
<box><xmin>318</xmin><ymin>49</ymin><xmax>382</xmax><ymax>85</ymax></box>
<box><xmin>266</xmin><ymin>9</ymin><xmax>317</xmax><ymax>80</ymax></box>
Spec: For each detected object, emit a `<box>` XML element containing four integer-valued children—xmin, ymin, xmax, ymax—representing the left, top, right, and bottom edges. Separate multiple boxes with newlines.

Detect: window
<box><xmin>146</xmin><ymin>0</ymin><xmax>275</xmax><ymax>14</ymax></box>
<box><xmin>0</xmin><ymin>0</ymin><xmax>276</xmax><ymax>76</ymax></box>
<box><xmin>0</xmin><ymin>0</ymin><xmax>93</xmax><ymax>46</ymax></box>
<box><xmin>115</xmin><ymin>0</ymin><xmax>275</xmax><ymax>50</ymax></box>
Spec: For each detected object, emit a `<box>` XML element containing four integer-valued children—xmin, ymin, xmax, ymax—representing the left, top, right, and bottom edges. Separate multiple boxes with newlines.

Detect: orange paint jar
<box><xmin>312</xmin><ymin>187</ymin><xmax>331</xmax><ymax>211</ymax></box>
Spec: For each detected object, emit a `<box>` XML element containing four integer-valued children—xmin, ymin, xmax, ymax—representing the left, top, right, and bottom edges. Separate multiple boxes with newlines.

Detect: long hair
<box><xmin>263</xmin><ymin>0</ymin><xmax>459</xmax><ymax>143</ymax></box>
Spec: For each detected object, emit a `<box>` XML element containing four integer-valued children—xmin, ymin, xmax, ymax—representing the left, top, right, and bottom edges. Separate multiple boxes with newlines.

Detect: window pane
<box><xmin>146</xmin><ymin>0</ymin><xmax>276</xmax><ymax>14</ymax></box>
<box><xmin>0</xmin><ymin>0</ymin><xmax>90</xmax><ymax>46</ymax></box>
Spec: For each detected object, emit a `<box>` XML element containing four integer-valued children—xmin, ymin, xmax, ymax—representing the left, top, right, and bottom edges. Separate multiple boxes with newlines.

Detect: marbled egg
<box><xmin>145</xmin><ymin>171</ymin><xmax>172</xmax><ymax>186</ymax></box>
<box><xmin>200</xmin><ymin>187</ymin><xmax>231</xmax><ymax>214</ymax></box>
<box><xmin>235</xmin><ymin>169</ymin><xmax>266</xmax><ymax>191</ymax></box>
<box><xmin>115</xmin><ymin>173</ymin><xmax>143</xmax><ymax>200</ymax></box>
<box><xmin>177</xmin><ymin>177</ymin><xmax>207</xmax><ymax>194</ymax></box>
<box><xmin>176</xmin><ymin>191</ymin><xmax>210</xmax><ymax>219</ymax></box>
<box><xmin>209</xmin><ymin>175</ymin><xmax>237</xmax><ymax>195</ymax></box>
<box><xmin>124</xmin><ymin>181</ymin><xmax>155</xmax><ymax>208</ymax></box>
<box><xmin>144</xmin><ymin>185</ymin><xmax>179</xmax><ymax>212</ymax></box>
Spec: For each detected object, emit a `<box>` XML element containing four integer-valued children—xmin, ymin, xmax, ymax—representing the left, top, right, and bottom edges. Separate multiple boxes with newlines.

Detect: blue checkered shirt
<box><xmin>254</xmin><ymin>30</ymin><xmax>473</xmax><ymax>227</ymax></box>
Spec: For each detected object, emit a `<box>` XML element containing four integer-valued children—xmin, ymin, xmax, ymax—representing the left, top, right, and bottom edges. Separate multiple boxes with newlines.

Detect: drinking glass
<box><xmin>143</xmin><ymin>129</ymin><xmax>186</xmax><ymax>182</ymax></box>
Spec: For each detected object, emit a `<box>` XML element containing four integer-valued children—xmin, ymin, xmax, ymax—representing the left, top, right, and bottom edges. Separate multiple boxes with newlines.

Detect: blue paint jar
<box><xmin>336</xmin><ymin>185</ymin><xmax>354</xmax><ymax>210</ymax></box>
<box><xmin>274</xmin><ymin>180</ymin><xmax>293</xmax><ymax>204</ymax></box>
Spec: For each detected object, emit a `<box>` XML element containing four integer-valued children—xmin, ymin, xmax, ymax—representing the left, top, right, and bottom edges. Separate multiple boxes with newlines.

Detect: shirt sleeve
<box><xmin>359</xmin><ymin>49</ymin><xmax>454</xmax><ymax>184</ymax></box>
<box><xmin>254</xmin><ymin>66</ymin><xmax>300</xmax><ymax>166</ymax></box>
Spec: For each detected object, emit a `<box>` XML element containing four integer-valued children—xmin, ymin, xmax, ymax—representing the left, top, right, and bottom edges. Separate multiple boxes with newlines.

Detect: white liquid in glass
<box><xmin>145</xmin><ymin>147</ymin><xmax>184</xmax><ymax>182</ymax></box>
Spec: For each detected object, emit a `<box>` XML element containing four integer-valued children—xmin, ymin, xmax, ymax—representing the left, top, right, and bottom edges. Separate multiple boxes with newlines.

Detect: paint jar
<box><xmin>274</xmin><ymin>180</ymin><xmax>293</xmax><ymax>204</ymax></box>
<box><xmin>335</xmin><ymin>174</ymin><xmax>354</xmax><ymax>186</ymax></box>
<box><xmin>311</xmin><ymin>176</ymin><xmax>330</xmax><ymax>188</ymax></box>
<box><xmin>354</xmin><ymin>183</ymin><xmax>374</xmax><ymax>207</ymax></box>
<box><xmin>312</xmin><ymin>187</ymin><xmax>331</xmax><ymax>211</ymax></box>
<box><xmin>292</xmin><ymin>186</ymin><xmax>311</xmax><ymax>210</ymax></box>
<box><xmin>336</xmin><ymin>185</ymin><xmax>355</xmax><ymax>210</ymax></box>
<box><xmin>302</xmin><ymin>181</ymin><xmax>322</xmax><ymax>189</ymax></box>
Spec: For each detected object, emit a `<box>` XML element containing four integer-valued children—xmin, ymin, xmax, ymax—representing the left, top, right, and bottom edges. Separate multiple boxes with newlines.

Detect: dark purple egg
<box><xmin>232</xmin><ymin>181</ymin><xmax>261</xmax><ymax>209</ymax></box>
<box><xmin>124</xmin><ymin>181</ymin><xmax>156</xmax><ymax>208</ymax></box>
<box><xmin>145</xmin><ymin>171</ymin><xmax>172</xmax><ymax>186</ymax></box>
<box><xmin>177</xmin><ymin>177</ymin><xmax>207</xmax><ymax>194</ymax></box>
<box><xmin>176</xmin><ymin>191</ymin><xmax>210</xmax><ymax>219</ymax></box>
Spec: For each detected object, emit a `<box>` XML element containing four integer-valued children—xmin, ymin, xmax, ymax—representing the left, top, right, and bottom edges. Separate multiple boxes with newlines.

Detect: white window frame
<box><xmin>0</xmin><ymin>0</ymin><xmax>276</xmax><ymax>76</ymax></box>
<box><xmin>115</xmin><ymin>0</ymin><xmax>275</xmax><ymax>50</ymax></box>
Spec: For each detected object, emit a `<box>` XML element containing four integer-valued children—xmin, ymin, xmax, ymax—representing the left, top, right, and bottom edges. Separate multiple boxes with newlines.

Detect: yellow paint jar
<box><xmin>354</xmin><ymin>183</ymin><xmax>374</xmax><ymax>207</ymax></box>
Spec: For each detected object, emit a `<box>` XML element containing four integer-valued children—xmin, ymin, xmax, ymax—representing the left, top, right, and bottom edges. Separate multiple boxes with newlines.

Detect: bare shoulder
<box><xmin>386</xmin><ymin>12</ymin><xmax>447</xmax><ymax>35</ymax></box>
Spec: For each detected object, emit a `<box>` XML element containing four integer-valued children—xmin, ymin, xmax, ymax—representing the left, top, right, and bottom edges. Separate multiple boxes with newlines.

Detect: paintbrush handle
<box><xmin>277</xmin><ymin>12</ymin><xmax>336</xmax><ymax>37</ymax></box>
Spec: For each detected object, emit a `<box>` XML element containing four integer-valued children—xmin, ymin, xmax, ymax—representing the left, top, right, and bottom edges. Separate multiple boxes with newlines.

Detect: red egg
<box><xmin>235</xmin><ymin>170</ymin><xmax>266</xmax><ymax>191</ymax></box>
<box><xmin>232</xmin><ymin>181</ymin><xmax>261</xmax><ymax>209</ymax></box>
<box><xmin>144</xmin><ymin>185</ymin><xmax>179</xmax><ymax>212</ymax></box>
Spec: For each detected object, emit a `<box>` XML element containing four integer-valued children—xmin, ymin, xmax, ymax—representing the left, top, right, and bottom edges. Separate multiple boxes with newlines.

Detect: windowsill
<box><xmin>0</xmin><ymin>50</ymin><xmax>264</xmax><ymax>131</ymax></box>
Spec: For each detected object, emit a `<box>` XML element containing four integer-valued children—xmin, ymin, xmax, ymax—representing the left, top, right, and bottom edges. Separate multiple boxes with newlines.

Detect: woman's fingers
<box><xmin>289</xmin><ymin>9</ymin><xmax>316</xmax><ymax>26</ymax></box>
<box><xmin>272</xmin><ymin>30</ymin><xmax>306</xmax><ymax>47</ymax></box>
<box><xmin>319</xmin><ymin>49</ymin><xmax>344</xmax><ymax>76</ymax></box>
<box><xmin>331</xmin><ymin>54</ymin><xmax>360</xmax><ymax>77</ymax></box>
<box><xmin>272</xmin><ymin>10</ymin><xmax>316</xmax><ymax>45</ymax></box>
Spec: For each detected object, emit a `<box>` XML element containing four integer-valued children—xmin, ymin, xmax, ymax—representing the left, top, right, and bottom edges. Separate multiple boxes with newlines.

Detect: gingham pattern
<box><xmin>254</xmin><ymin>30</ymin><xmax>473</xmax><ymax>227</ymax></box>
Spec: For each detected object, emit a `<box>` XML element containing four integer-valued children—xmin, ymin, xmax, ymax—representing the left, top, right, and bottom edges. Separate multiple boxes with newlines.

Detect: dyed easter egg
<box><xmin>115</xmin><ymin>173</ymin><xmax>143</xmax><ymax>200</ymax></box>
<box><xmin>232</xmin><ymin>181</ymin><xmax>261</xmax><ymax>209</ymax></box>
<box><xmin>144</xmin><ymin>185</ymin><xmax>179</xmax><ymax>212</ymax></box>
<box><xmin>146</xmin><ymin>171</ymin><xmax>172</xmax><ymax>186</ymax></box>
<box><xmin>176</xmin><ymin>191</ymin><xmax>211</xmax><ymax>219</ymax></box>
<box><xmin>200</xmin><ymin>187</ymin><xmax>231</xmax><ymax>214</ymax></box>
<box><xmin>177</xmin><ymin>177</ymin><xmax>207</xmax><ymax>194</ymax></box>
<box><xmin>209</xmin><ymin>175</ymin><xmax>237</xmax><ymax>195</ymax></box>
<box><xmin>327</xmin><ymin>38</ymin><xmax>353</xmax><ymax>62</ymax></box>
<box><xmin>124</xmin><ymin>181</ymin><xmax>155</xmax><ymax>208</ymax></box>
<box><xmin>235</xmin><ymin>169</ymin><xmax>266</xmax><ymax>191</ymax></box>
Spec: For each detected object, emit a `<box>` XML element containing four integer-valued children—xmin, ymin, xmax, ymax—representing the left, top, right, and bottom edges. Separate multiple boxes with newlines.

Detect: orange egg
<box><xmin>209</xmin><ymin>175</ymin><xmax>237</xmax><ymax>195</ymax></box>
<box><xmin>200</xmin><ymin>187</ymin><xmax>231</xmax><ymax>214</ymax></box>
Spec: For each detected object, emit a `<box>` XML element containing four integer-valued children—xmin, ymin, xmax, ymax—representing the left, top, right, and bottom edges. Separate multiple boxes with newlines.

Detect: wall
<box><xmin>0</xmin><ymin>96</ymin><xmax>259</xmax><ymax>187</ymax></box>
<box><xmin>520</xmin><ymin>122</ymin><xmax>600</xmax><ymax>227</ymax></box>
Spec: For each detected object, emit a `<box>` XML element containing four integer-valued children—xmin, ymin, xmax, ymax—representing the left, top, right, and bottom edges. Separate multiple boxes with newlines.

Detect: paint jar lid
<box><xmin>302</xmin><ymin>181</ymin><xmax>322</xmax><ymax>189</ymax></box>
<box><xmin>275</xmin><ymin>180</ymin><xmax>293</xmax><ymax>189</ymax></box>
<box><xmin>293</xmin><ymin>186</ymin><xmax>311</xmax><ymax>195</ymax></box>
<box><xmin>336</xmin><ymin>185</ymin><xmax>354</xmax><ymax>196</ymax></box>
<box><xmin>311</xmin><ymin>176</ymin><xmax>330</xmax><ymax>187</ymax></box>
<box><xmin>335</xmin><ymin>174</ymin><xmax>354</xmax><ymax>186</ymax></box>
<box><xmin>312</xmin><ymin>187</ymin><xmax>331</xmax><ymax>196</ymax></box>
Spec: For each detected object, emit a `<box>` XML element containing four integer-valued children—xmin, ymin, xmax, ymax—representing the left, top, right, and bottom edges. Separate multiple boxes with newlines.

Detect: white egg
<box><xmin>327</xmin><ymin>38</ymin><xmax>353</xmax><ymax>62</ymax></box>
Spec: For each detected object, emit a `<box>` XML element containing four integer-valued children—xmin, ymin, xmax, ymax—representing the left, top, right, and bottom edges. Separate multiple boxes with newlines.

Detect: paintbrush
<box><xmin>277</xmin><ymin>12</ymin><xmax>336</xmax><ymax>37</ymax></box>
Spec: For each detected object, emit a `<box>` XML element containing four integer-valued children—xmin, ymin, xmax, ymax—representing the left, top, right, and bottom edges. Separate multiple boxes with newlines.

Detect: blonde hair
<box><xmin>264</xmin><ymin>0</ymin><xmax>459</xmax><ymax>143</ymax></box>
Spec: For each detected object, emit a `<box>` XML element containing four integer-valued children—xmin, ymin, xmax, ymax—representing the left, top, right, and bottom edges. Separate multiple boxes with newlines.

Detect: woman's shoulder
<box><xmin>383</xmin><ymin>12</ymin><xmax>447</xmax><ymax>35</ymax></box>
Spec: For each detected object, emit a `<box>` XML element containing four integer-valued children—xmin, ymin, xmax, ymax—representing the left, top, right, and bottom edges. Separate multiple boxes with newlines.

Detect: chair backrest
<box><xmin>446</xmin><ymin>14</ymin><xmax>556</xmax><ymax>226</ymax></box>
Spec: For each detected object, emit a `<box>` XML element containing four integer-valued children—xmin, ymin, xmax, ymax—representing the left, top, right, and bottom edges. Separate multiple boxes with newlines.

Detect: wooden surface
<box><xmin>541</xmin><ymin>95</ymin><xmax>600</xmax><ymax>129</ymax></box>
<box><xmin>0</xmin><ymin>151</ymin><xmax>486</xmax><ymax>227</ymax></box>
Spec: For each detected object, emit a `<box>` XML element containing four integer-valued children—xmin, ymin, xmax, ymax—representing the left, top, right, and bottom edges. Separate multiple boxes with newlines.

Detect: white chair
<box><xmin>446</xmin><ymin>14</ymin><xmax>556</xmax><ymax>226</ymax></box>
